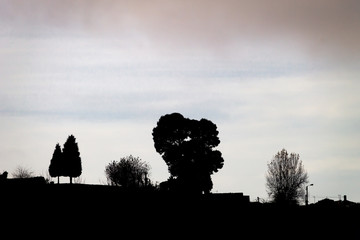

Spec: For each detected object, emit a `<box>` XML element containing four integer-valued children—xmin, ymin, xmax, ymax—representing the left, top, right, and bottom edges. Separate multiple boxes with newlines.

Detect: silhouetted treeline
<box><xmin>2</xmin><ymin>112</ymin><xmax>360</xmax><ymax>239</ymax></box>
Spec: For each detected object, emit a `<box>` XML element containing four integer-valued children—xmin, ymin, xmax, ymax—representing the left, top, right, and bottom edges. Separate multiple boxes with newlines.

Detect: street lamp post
<box><xmin>305</xmin><ymin>183</ymin><xmax>314</xmax><ymax>206</ymax></box>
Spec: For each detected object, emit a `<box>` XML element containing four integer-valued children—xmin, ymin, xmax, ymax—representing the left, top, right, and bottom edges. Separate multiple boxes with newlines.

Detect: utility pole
<box><xmin>305</xmin><ymin>183</ymin><xmax>314</xmax><ymax>206</ymax></box>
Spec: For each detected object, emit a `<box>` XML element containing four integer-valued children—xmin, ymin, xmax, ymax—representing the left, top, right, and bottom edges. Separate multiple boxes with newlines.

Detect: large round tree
<box><xmin>152</xmin><ymin>113</ymin><xmax>224</xmax><ymax>194</ymax></box>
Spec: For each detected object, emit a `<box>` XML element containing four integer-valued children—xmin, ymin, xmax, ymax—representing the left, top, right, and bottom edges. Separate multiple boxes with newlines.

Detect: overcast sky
<box><xmin>1</xmin><ymin>0</ymin><xmax>359</xmax><ymax>202</ymax></box>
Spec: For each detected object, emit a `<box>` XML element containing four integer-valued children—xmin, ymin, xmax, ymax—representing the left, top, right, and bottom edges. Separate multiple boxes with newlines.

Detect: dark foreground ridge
<box><xmin>2</xmin><ymin>183</ymin><xmax>359</xmax><ymax>237</ymax></box>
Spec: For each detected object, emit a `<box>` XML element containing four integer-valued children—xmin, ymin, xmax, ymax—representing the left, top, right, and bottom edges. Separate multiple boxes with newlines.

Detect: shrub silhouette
<box><xmin>105</xmin><ymin>155</ymin><xmax>150</xmax><ymax>188</ymax></box>
<box><xmin>152</xmin><ymin>112</ymin><xmax>224</xmax><ymax>194</ymax></box>
<box><xmin>12</xmin><ymin>166</ymin><xmax>34</xmax><ymax>178</ymax></box>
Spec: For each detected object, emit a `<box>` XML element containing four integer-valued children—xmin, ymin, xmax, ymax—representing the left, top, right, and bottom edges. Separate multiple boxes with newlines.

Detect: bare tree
<box><xmin>12</xmin><ymin>166</ymin><xmax>34</xmax><ymax>179</ymax></box>
<box><xmin>266</xmin><ymin>149</ymin><xmax>308</xmax><ymax>205</ymax></box>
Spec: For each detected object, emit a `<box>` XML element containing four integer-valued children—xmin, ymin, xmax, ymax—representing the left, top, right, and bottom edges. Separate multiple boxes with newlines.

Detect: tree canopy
<box><xmin>105</xmin><ymin>155</ymin><xmax>150</xmax><ymax>188</ymax></box>
<box><xmin>152</xmin><ymin>112</ymin><xmax>224</xmax><ymax>194</ymax></box>
<box><xmin>266</xmin><ymin>148</ymin><xmax>308</xmax><ymax>205</ymax></box>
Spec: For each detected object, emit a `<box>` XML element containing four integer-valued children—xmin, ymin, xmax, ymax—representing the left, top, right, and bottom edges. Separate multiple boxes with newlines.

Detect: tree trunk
<box><xmin>70</xmin><ymin>176</ymin><xmax>72</xmax><ymax>184</ymax></box>
<box><xmin>57</xmin><ymin>176</ymin><xmax>60</xmax><ymax>184</ymax></box>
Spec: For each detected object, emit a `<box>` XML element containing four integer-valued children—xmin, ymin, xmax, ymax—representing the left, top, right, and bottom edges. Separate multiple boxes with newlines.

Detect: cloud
<box><xmin>1</xmin><ymin>0</ymin><xmax>359</xmax><ymax>62</ymax></box>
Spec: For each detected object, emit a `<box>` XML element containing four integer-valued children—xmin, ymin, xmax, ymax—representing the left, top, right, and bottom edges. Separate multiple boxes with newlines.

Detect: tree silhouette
<box><xmin>266</xmin><ymin>149</ymin><xmax>308</xmax><ymax>205</ymax></box>
<box><xmin>12</xmin><ymin>166</ymin><xmax>34</xmax><ymax>178</ymax></box>
<box><xmin>152</xmin><ymin>112</ymin><xmax>224</xmax><ymax>194</ymax></box>
<box><xmin>49</xmin><ymin>143</ymin><xmax>63</xmax><ymax>184</ymax></box>
<box><xmin>62</xmin><ymin>135</ymin><xmax>82</xmax><ymax>184</ymax></box>
<box><xmin>105</xmin><ymin>155</ymin><xmax>150</xmax><ymax>188</ymax></box>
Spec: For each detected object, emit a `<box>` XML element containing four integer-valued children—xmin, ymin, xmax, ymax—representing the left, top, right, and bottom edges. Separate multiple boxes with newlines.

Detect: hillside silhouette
<box><xmin>1</xmin><ymin>180</ymin><xmax>359</xmax><ymax>237</ymax></box>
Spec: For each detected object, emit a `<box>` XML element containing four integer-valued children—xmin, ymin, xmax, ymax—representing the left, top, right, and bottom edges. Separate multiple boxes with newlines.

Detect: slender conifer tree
<box><xmin>49</xmin><ymin>143</ymin><xmax>63</xmax><ymax>184</ymax></box>
<box><xmin>62</xmin><ymin>135</ymin><xmax>82</xmax><ymax>184</ymax></box>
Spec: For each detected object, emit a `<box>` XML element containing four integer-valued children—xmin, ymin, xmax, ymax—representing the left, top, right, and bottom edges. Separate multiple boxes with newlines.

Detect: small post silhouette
<box><xmin>305</xmin><ymin>183</ymin><xmax>313</xmax><ymax>206</ymax></box>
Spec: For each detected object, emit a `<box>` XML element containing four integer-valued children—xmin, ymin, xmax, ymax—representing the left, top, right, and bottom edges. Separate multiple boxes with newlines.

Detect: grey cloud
<box><xmin>1</xmin><ymin>0</ymin><xmax>359</xmax><ymax>61</ymax></box>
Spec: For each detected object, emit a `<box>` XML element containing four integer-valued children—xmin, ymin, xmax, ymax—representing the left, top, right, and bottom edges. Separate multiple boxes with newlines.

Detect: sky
<box><xmin>0</xmin><ymin>0</ymin><xmax>359</xmax><ymax>203</ymax></box>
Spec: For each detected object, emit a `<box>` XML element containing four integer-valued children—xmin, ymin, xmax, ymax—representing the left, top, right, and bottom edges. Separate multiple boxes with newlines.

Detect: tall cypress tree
<box><xmin>49</xmin><ymin>143</ymin><xmax>63</xmax><ymax>184</ymax></box>
<box><xmin>62</xmin><ymin>135</ymin><xmax>82</xmax><ymax>184</ymax></box>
